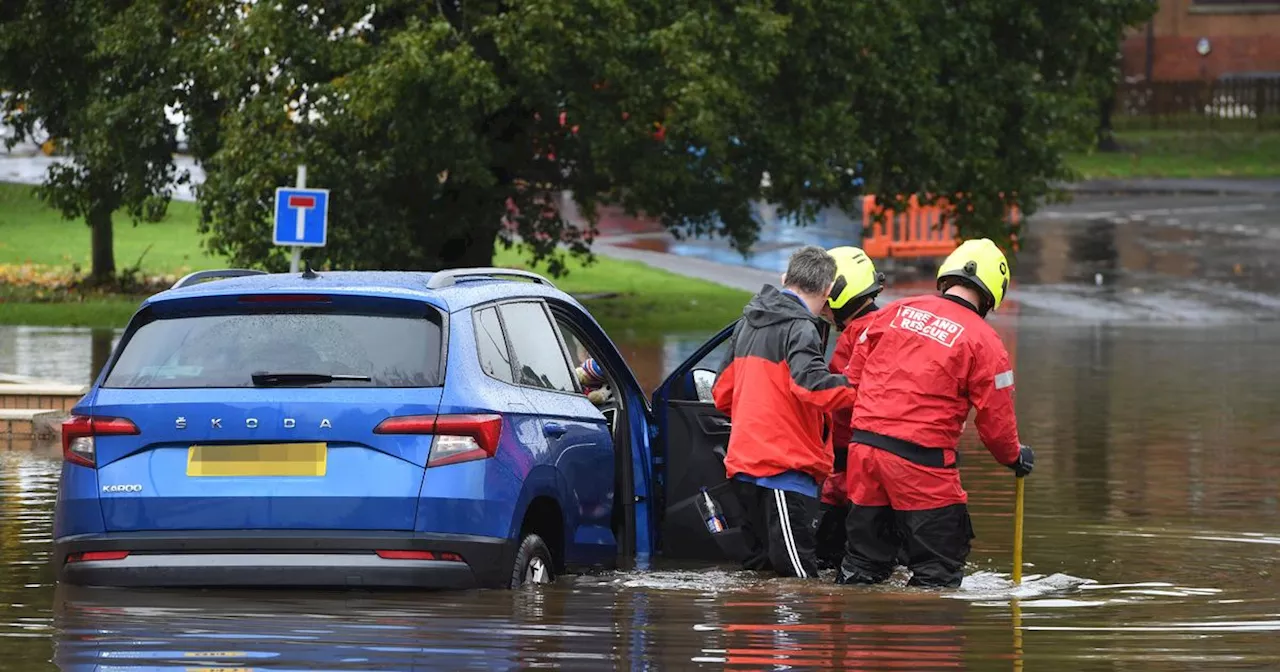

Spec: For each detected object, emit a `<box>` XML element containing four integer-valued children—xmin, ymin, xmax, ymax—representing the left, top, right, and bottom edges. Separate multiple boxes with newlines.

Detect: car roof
<box><xmin>142</xmin><ymin>269</ymin><xmax>584</xmax><ymax>313</ymax></box>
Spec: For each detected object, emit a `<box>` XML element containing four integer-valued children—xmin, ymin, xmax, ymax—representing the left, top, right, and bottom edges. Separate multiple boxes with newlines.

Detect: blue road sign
<box><xmin>273</xmin><ymin>187</ymin><xmax>330</xmax><ymax>247</ymax></box>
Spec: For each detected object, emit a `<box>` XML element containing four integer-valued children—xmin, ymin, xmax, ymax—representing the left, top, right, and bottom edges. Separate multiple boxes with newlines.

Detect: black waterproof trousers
<box><xmin>815</xmin><ymin>502</ymin><xmax>850</xmax><ymax>570</ymax></box>
<box><xmin>839</xmin><ymin>503</ymin><xmax>975</xmax><ymax>588</ymax></box>
<box><xmin>731</xmin><ymin>479</ymin><xmax>820</xmax><ymax>579</ymax></box>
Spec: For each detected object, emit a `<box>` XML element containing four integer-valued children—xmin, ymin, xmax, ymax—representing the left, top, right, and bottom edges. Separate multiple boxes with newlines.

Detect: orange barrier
<box><xmin>861</xmin><ymin>195</ymin><xmax>1021</xmax><ymax>259</ymax></box>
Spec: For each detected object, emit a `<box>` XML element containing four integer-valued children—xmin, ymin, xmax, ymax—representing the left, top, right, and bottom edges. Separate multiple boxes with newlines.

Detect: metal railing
<box><xmin>1113</xmin><ymin>78</ymin><xmax>1280</xmax><ymax>131</ymax></box>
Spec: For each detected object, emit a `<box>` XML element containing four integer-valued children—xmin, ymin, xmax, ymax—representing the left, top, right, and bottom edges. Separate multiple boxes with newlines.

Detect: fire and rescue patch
<box><xmin>889</xmin><ymin>305</ymin><xmax>966</xmax><ymax>348</ymax></box>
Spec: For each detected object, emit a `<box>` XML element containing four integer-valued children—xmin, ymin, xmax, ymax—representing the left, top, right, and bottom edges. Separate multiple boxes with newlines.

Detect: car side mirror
<box><xmin>691</xmin><ymin>369</ymin><xmax>717</xmax><ymax>404</ymax></box>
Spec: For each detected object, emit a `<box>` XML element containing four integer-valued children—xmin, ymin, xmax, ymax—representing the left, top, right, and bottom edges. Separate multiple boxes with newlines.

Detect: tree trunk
<box><xmin>1096</xmin><ymin>93</ymin><xmax>1122</xmax><ymax>153</ymax></box>
<box><xmin>88</xmin><ymin>202</ymin><xmax>116</xmax><ymax>283</ymax></box>
<box><xmin>438</xmin><ymin>222</ymin><xmax>500</xmax><ymax>269</ymax></box>
<box><xmin>421</xmin><ymin>187</ymin><xmax>504</xmax><ymax>269</ymax></box>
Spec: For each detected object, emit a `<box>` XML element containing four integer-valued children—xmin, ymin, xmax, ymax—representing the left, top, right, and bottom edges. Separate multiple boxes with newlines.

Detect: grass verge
<box><xmin>0</xmin><ymin>182</ymin><xmax>748</xmax><ymax>338</ymax></box>
<box><xmin>501</xmin><ymin>249</ymin><xmax>747</xmax><ymax>340</ymax></box>
<box><xmin>1066</xmin><ymin>130</ymin><xmax>1280</xmax><ymax>179</ymax></box>
<box><xmin>0</xmin><ymin>182</ymin><xmax>218</xmax><ymax>271</ymax></box>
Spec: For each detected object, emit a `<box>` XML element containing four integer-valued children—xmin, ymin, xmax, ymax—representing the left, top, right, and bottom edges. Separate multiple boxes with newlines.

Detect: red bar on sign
<box><xmin>288</xmin><ymin>195</ymin><xmax>316</xmax><ymax>209</ymax></box>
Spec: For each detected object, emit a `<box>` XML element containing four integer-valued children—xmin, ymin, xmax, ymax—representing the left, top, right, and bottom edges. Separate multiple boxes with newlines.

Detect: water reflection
<box><xmin>0</xmin><ymin>326</ymin><xmax>119</xmax><ymax>386</ymax></box>
<box><xmin>4</xmin><ymin>315</ymin><xmax>1280</xmax><ymax>669</ymax></box>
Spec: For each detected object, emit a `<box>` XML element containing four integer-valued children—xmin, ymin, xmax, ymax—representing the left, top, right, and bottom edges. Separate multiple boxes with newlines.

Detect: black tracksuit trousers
<box><xmin>731</xmin><ymin>479</ymin><xmax>820</xmax><ymax>579</ymax></box>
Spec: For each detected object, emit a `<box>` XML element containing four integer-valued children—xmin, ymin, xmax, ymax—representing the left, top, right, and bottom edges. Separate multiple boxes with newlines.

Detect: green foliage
<box><xmin>0</xmin><ymin>0</ymin><xmax>189</xmax><ymax>280</ymax></box>
<box><xmin>5</xmin><ymin>0</ymin><xmax>1155</xmax><ymax>277</ymax></box>
<box><xmin>190</xmin><ymin>0</ymin><xmax>1155</xmax><ymax>272</ymax></box>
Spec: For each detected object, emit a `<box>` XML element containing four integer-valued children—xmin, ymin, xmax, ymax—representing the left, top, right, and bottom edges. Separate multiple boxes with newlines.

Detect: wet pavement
<box><xmin>5</xmin><ymin>316</ymin><xmax>1280</xmax><ymax>669</ymax></box>
<box><xmin>597</xmin><ymin>194</ymin><xmax>1280</xmax><ymax>324</ymax></box>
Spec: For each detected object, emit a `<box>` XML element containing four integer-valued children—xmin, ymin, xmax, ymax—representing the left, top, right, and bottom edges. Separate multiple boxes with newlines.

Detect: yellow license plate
<box><xmin>186</xmin><ymin>443</ymin><xmax>327</xmax><ymax>477</ymax></box>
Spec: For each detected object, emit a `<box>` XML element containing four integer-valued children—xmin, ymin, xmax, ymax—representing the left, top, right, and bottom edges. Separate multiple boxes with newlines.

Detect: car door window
<box><xmin>663</xmin><ymin>327</ymin><xmax>736</xmax><ymax>403</ymax></box>
<box><xmin>690</xmin><ymin>338</ymin><xmax>733</xmax><ymax>375</ymax></box>
<box><xmin>499</xmin><ymin>302</ymin><xmax>577</xmax><ymax>393</ymax></box>
<box><xmin>556</xmin><ymin>321</ymin><xmax>593</xmax><ymax>372</ymax></box>
<box><xmin>474</xmin><ymin>307</ymin><xmax>515</xmax><ymax>384</ymax></box>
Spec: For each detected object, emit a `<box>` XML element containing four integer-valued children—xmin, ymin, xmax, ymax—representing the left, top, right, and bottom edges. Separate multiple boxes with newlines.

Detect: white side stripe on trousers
<box><xmin>773</xmin><ymin>488</ymin><xmax>807</xmax><ymax>579</ymax></box>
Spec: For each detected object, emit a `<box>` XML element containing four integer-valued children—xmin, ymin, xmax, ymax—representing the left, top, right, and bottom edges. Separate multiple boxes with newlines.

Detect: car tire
<box><xmin>510</xmin><ymin>533</ymin><xmax>555</xmax><ymax>588</ymax></box>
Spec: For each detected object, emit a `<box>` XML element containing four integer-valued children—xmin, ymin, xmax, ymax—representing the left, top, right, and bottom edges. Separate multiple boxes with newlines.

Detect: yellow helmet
<box><xmin>827</xmin><ymin>246</ymin><xmax>885</xmax><ymax>327</ymax></box>
<box><xmin>936</xmin><ymin>238</ymin><xmax>1010</xmax><ymax>314</ymax></box>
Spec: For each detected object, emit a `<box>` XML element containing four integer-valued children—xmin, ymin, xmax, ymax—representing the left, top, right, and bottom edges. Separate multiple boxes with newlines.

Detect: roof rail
<box><xmin>425</xmin><ymin>267</ymin><xmax>556</xmax><ymax>290</ymax></box>
<box><xmin>170</xmin><ymin>269</ymin><xmax>268</xmax><ymax>290</ymax></box>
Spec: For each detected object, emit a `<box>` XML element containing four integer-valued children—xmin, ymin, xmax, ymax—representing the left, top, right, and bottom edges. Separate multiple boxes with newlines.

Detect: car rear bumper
<box><xmin>52</xmin><ymin>530</ymin><xmax>514</xmax><ymax>589</ymax></box>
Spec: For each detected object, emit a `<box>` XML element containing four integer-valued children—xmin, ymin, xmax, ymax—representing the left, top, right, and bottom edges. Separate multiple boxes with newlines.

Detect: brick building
<box><xmin>1121</xmin><ymin>0</ymin><xmax>1280</xmax><ymax>81</ymax></box>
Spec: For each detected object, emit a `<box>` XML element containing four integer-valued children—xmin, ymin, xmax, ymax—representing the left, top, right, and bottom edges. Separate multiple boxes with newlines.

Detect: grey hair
<box><xmin>783</xmin><ymin>245</ymin><xmax>838</xmax><ymax>295</ymax></box>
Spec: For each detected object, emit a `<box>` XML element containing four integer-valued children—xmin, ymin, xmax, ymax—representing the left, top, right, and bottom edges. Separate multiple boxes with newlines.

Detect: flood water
<box><xmin>4</xmin><ymin>315</ymin><xmax>1280</xmax><ymax>670</ymax></box>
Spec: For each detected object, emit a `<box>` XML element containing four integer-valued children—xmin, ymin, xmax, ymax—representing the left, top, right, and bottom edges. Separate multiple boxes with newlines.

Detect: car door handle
<box><xmin>697</xmin><ymin>415</ymin><xmax>731</xmax><ymax>435</ymax></box>
<box><xmin>543</xmin><ymin>422</ymin><xmax>567</xmax><ymax>438</ymax></box>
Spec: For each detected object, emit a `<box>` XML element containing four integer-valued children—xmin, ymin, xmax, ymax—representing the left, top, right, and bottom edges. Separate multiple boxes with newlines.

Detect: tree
<box><xmin>0</xmin><ymin>0</ymin><xmax>187</xmax><ymax>284</ymax></box>
<box><xmin>189</xmin><ymin>0</ymin><xmax>1154</xmax><ymax>274</ymax></box>
<box><xmin>7</xmin><ymin>0</ymin><xmax>1156</xmax><ymax>277</ymax></box>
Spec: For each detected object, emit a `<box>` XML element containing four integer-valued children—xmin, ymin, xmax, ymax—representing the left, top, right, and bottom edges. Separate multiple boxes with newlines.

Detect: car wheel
<box><xmin>510</xmin><ymin>533</ymin><xmax>555</xmax><ymax>588</ymax></box>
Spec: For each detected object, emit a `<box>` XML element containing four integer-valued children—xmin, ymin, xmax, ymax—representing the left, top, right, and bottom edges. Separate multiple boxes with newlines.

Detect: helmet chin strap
<box><xmin>834</xmin><ymin>295</ymin><xmax>879</xmax><ymax>329</ymax></box>
<box><xmin>852</xmin><ymin>296</ymin><xmax>879</xmax><ymax>320</ymax></box>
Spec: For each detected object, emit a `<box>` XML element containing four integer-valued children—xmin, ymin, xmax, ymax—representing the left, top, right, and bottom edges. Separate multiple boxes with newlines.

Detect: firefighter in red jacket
<box><xmin>713</xmin><ymin>246</ymin><xmax>857</xmax><ymax>579</ymax></box>
<box><xmin>837</xmin><ymin>239</ymin><xmax>1035</xmax><ymax>588</ymax></box>
<box><xmin>814</xmin><ymin>246</ymin><xmax>887</xmax><ymax>569</ymax></box>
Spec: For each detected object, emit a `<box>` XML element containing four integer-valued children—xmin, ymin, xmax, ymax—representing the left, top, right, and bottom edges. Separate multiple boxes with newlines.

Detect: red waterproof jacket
<box><xmin>843</xmin><ymin>294</ymin><xmax>1021</xmax><ymax>467</ymax></box>
<box><xmin>713</xmin><ymin>286</ymin><xmax>857</xmax><ymax>483</ymax></box>
<box><xmin>828</xmin><ymin>306</ymin><xmax>882</xmax><ymax>454</ymax></box>
<box><xmin>819</xmin><ymin>306</ymin><xmax>881</xmax><ymax>505</ymax></box>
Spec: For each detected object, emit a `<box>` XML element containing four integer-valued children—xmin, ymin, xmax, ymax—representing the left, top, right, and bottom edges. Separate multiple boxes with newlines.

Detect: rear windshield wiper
<box><xmin>251</xmin><ymin>372</ymin><xmax>373</xmax><ymax>387</ymax></box>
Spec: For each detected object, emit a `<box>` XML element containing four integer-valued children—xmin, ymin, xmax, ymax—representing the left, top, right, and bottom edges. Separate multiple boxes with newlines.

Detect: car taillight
<box><xmin>373</xmin><ymin>415</ymin><xmax>437</xmax><ymax>434</ymax></box>
<box><xmin>61</xmin><ymin>416</ymin><xmax>139</xmax><ymax>468</ymax></box>
<box><xmin>375</xmin><ymin>550</ymin><xmax>464</xmax><ymax>562</ymax></box>
<box><xmin>373</xmin><ymin>413</ymin><xmax>502</xmax><ymax>467</ymax></box>
<box><xmin>66</xmin><ymin>551</ymin><xmax>130</xmax><ymax>563</ymax></box>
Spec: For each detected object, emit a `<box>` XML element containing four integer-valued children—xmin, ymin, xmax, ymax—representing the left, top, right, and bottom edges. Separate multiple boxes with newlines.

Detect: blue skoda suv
<box><xmin>52</xmin><ymin>267</ymin><xmax>761</xmax><ymax>589</ymax></box>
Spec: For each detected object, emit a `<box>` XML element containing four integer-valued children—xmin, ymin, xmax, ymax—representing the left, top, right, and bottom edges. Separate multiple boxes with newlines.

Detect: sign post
<box><xmin>290</xmin><ymin>165</ymin><xmax>306</xmax><ymax>273</ymax></box>
<box><xmin>273</xmin><ymin>165</ymin><xmax>329</xmax><ymax>273</ymax></box>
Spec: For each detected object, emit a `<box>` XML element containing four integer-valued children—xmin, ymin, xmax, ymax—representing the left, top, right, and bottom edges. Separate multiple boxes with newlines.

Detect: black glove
<box><xmin>1008</xmin><ymin>444</ymin><xmax>1034</xmax><ymax>478</ymax></box>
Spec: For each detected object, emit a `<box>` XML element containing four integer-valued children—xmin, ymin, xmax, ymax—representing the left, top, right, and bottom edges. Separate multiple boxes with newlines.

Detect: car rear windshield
<box><xmin>104</xmin><ymin>310</ymin><xmax>444</xmax><ymax>388</ymax></box>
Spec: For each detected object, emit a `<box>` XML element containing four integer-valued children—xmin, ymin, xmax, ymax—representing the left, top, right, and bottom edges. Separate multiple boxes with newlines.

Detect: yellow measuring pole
<box><xmin>1012</xmin><ymin>475</ymin><xmax>1025</xmax><ymax>584</ymax></box>
<box><xmin>1012</xmin><ymin>597</ymin><xmax>1024</xmax><ymax>670</ymax></box>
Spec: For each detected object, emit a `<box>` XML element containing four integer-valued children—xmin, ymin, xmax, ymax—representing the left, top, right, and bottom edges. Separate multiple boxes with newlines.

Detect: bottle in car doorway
<box><xmin>696</xmin><ymin>487</ymin><xmax>727</xmax><ymax>535</ymax></box>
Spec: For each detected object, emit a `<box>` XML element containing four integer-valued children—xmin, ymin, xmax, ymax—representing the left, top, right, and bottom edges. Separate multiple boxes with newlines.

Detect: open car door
<box><xmin>649</xmin><ymin>321</ymin><xmax>742</xmax><ymax>562</ymax></box>
<box><xmin>650</xmin><ymin>318</ymin><xmax>834</xmax><ymax>564</ymax></box>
